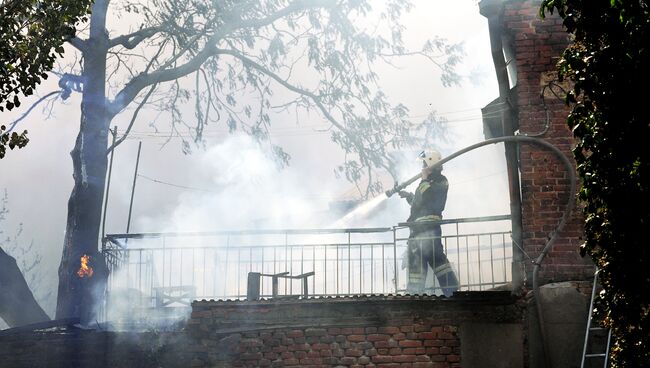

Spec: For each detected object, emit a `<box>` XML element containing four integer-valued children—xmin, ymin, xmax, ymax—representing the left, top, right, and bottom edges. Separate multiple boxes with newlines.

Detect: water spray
<box><xmin>330</xmin><ymin>194</ymin><xmax>388</xmax><ymax>228</ymax></box>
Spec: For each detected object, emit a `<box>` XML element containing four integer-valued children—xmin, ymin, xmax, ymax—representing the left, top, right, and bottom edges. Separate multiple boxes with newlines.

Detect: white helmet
<box><xmin>418</xmin><ymin>150</ymin><xmax>442</xmax><ymax>168</ymax></box>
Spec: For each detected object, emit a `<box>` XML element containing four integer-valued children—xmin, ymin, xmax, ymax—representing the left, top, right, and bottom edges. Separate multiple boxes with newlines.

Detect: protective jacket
<box><xmin>406</xmin><ymin>171</ymin><xmax>448</xmax><ymax>228</ymax></box>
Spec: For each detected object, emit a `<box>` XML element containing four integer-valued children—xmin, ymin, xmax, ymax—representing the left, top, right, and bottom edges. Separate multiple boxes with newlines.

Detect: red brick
<box><xmin>418</xmin><ymin>332</ymin><xmax>436</xmax><ymax>340</ymax></box>
<box><xmin>300</xmin><ymin>357</ymin><xmax>322</xmax><ymax>365</ymax></box>
<box><xmin>378</xmin><ymin>327</ymin><xmax>400</xmax><ymax>334</ymax></box>
<box><xmin>286</xmin><ymin>330</ymin><xmax>303</xmax><ymax>338</ymax></box>
<box><xmin>413</xmin><ymin>363</ymin><xmax>435</xmax><ymax>368</ymax></box>
<box><xmin>426</xmin><ymin>347</ymin><xmax>440</xmax><ymax>355</ymax></box>
<box><xmin>368</xmin><ymin>334</ymin><xmax>390</xmax><ymax>342</ymax></box>
<box><xmin>312</xmin><ymin>343</ymin><xmax>329</xmax><ymax>350</ymax></box>
<box><xmin>294</xmin><ymin>351</ymin><xmax>307</xmax><ymax>359</ymax></box>
<box><xmin>424</xmin><ymin>340</ymin><xmax>443</xmax><ymax>347</ymax></box>
<box><xmin>398</xmin><ymin>340</ymin><xmax>422</xmax><ymax>348</ymax></box>
<box><xmin>304</xmin><ymin>328</ymin><xmax>326</xmax><ymax>337</ymax></box>
<box><xmin>346</xmin><ymin>349</ymin><xmax>363</xmax><ymax>357</ymax></box>
<box><xmin>358</xmin><ymin>356</ymin><xmax>371</xmax><ymax>364</ymax></box>
<box><xmin>283</xmin><ymin>358</ymin><xmax>299</xmax><ymax>365</ymax></box>
<box><xmin>328</xmin><ymin>328</ymin><xmax>341</xmax><ymax>335</ymax></box>
<box><xmin>393</xmin><ymin>355</ymin><xmax>416</xmax><ymax>363</ymax></box>
<box><xmin>280</xmin><ymin>351</ymin><xmax>294</xmax><ymax>359</ymax></box>
<box><xmin>438</xmin><ymin>332</ymin><xmax>455</xmax><ymax>340</ymax></box>
<box><xmin>413</xmin><ymin>324</ymin><xmax>430</xmax><ymax>332</ymax></box>
<box><xmin>272</xmin><ymin>345</ymin><xmax>287</xmax><ymax>353</ymax></box>
<box><xmin>372</xmin><ymin>355</ymin><xmax>393</xmax><ymax>363</ymax></box>
<box><xmin>348</xmin><ymin>335</ymin><xmax>366</xmax><ymax>342</ymax></box>
<box><xmin>264</xmin><ymin>351</ymin><xmax>278</xmax><ymax>360</ymax></box>
<box><xmin>341</xmin><ymin>356</ymin><xmax>357</xmax><ymax>365</ymax></box>
<box><xmin>374</xmin><ymin>340</ymin><xmax>391</xmax><ymax>349</ymax></box>
<box><xmin>439</xmin><ymin>346</ymin><xmax>452</xmax><ymax>354</ymax></box>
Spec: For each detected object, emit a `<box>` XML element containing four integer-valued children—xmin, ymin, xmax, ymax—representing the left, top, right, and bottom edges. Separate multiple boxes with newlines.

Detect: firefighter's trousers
<box><xmin>406</xmin><ymin>226</ymin><xmax>459</xmax><ymax>297</ymax></box>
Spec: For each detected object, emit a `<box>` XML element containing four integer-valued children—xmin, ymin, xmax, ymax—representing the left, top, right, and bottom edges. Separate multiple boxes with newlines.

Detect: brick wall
<box><xmin>188</xmin><ymin>293</ymin><xmax>524</xmax><ymax>367</ymax></box>
<box><xmin>502</xmin><ymin>0</ymin><xmax>594</xmax><ymax>283</ymax></box>
<box><xmin>203</xmin><ymin>325</ymin><xmax>461</xmax><ymax>367</ymax></box>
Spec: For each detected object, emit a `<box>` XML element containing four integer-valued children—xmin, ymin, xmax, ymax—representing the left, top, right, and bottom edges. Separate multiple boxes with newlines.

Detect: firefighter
<box><xmin>399</xmin><ymin>150</ymin><xmax>459</xmax><ymax>297</ymax></box>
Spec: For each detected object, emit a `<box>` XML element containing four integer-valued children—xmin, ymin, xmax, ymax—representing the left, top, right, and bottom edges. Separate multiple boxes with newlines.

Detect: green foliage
<box><xmin>0</xmin><ymin>0</ymin><xmax>91</xmax><ymax>111</ymax></box>
<box><xmin>0</xmin><ymin>125</ymin><xmax>29</xmax><ymax>159</ymax></box>
<box><xmin>540</xmin><ymin>1</ymin><xmax>650</xmax><ymax>366</ymax></box>
<box><xmin>0</xmin><ymin>0</ymin><xmax>92</xmax><ymax>157</ymax></box>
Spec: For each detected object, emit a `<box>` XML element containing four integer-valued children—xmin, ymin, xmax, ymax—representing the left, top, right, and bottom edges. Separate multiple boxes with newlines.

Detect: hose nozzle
<box><xmin>386</xmin><ymin>173</ymin><xmax>423</xmax><ymax>198</ymax></box>
<box><xmin>385</xmin><ymin>187</ymin><xmax>398</xmax><ymax>198</ymax></box>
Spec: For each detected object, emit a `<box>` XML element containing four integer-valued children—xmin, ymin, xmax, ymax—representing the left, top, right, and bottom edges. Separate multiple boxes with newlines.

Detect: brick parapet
<box><xmin>188</xmin><ymin>293</ymin><xmax>522</xmax><ymax>367</ymax></box>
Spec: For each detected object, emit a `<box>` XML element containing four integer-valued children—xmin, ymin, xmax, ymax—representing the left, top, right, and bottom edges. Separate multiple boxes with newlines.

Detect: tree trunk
<box><xmin>55</xmin><ymin>0</ymin><xmax>111</xmax><ymax>324</ymax></box>
<box><xmin>0</xmin><ymin>247</ymin><xmax>50</xmax><ymax>327</ymax></box>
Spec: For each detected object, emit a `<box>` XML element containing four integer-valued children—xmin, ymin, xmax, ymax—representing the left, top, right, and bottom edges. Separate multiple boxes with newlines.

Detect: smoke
<box><xmin>0</xmin><ymin>0</ymin><xmax>514</xmax><ymax>332</ymax></box>
<box><xmin>136</xmin><ymin>134</ymin><xmax>342</xmax><ymax>232</ymax></box>
<box><xmin>105</xmin><ymin>134</ymin><xmax>352</xmax><ymax>327</ymax></box>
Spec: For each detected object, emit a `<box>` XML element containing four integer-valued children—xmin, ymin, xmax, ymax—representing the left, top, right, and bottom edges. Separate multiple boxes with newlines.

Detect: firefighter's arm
<box><xmin>398</xmin><ymin>190</ymin><xmax>414</xmax><ymax>204</ymax></box>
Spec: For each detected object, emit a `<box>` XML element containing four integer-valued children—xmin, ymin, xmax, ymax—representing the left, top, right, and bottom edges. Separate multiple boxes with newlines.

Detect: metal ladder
<box><xmin>581</xmin><ymin>270</ymin><xmax>612</xmax><ymax>368</ymax></box>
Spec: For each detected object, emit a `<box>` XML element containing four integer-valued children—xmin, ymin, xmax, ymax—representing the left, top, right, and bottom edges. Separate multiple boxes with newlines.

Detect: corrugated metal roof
<box><xmin>193</xmin><ymin>291</ymin><xmax>513</xmax><ymax>305</ymax></box>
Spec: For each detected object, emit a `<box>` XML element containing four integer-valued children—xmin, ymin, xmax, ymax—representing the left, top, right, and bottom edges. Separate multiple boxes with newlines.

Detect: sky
<box><xmin>0</xmin><ymin>0</ymin><xmax>508</xmax><ymax>318</ymax></box>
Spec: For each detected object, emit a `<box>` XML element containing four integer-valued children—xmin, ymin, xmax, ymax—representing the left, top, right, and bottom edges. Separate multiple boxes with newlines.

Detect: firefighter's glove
<box><xmin>398</xmin><ymin>191</ymin><xmax>413</xmax><ymax>203</ymax></box>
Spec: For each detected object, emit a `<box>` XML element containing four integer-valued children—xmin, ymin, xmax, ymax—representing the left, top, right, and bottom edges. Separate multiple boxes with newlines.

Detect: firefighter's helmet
<box><xmin>418</xmin><ymin>150</ymin><xmax>442</xmax><ymax>168</ymax></box>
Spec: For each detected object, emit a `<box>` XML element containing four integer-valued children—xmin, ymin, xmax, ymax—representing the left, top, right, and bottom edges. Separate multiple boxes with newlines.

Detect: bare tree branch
<box><xmin>106</xmin><ymin>83</ymin><xmax>158</xmax><ymax>154</ymax></box>
<box><xmin>109</xmin><ymin>26</ymin><xmax>162</xmax><ymax>49</ymax></box>
<box><xmin>7</xmin><ymin>90</ymin><xmax>62</xmax><ymax>133</ymax></box>
<box><xmin>107</xmin><ymin>0</ymin><xmax>337</xmax><ymax>117</ymax></box>
<box><xmin>67</xmin><ymin>37</ymin><xmax>87</xmax><ymax>52</ymax></box>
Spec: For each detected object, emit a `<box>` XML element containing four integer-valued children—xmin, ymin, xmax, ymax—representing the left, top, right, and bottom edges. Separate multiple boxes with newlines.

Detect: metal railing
<box><xmin>102</xmin><ymin>215</ymin><xmax>512</xmax><ymax>317</ymax></box>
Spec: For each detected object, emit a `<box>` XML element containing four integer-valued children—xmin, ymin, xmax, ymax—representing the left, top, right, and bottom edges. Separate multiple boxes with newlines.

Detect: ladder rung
<box><xmin>581</xmin><ymin>271</ymin><xmax>612</xmax><ymax>367</ymax></box>
<box><xmin>585</xmin><ymin>353</ymin><xmax>607</xmax><ymax>358</ymax></box>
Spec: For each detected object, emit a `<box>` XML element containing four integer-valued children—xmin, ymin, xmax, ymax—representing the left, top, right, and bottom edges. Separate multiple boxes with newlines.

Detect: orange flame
<box><xmin>77</xmin><ymin>254</ymin><xmax>94</xmax><ymax>278</ymax></box>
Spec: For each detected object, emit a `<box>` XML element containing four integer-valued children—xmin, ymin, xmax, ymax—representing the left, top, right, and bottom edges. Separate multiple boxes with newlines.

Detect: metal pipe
<box><xmin>481</xmin><ymin>0</ymin><xmax>526</xmax><ymax>296</ymax></box>
<box><xmin>385</xmin><ymin>136</ymin><xmax>564</xmax><ymax>195</ymax></box>
<box><xmin>126</xmin><ymin>141</ymin><xmax>142</xmax><ymax>234</ymax></box>
<box><xmin>101</xmin><ymin>126</ymin><xmax>118</xmax><ymax>250</ymax></box>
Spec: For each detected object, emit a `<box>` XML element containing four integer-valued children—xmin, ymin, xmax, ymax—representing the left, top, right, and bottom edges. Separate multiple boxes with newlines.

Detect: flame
<box><xmin>77</xmin><ymin>254</ymin><xmax>94</xmax><ymax>278</ymax></box>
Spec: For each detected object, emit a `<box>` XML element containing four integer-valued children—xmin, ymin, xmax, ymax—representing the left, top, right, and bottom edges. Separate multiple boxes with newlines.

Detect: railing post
<box><xmin>272</xmin><ymin>275</ymin><xmax>279</xmax><ymax>298</ymax></box>
<box><xmin>247</xmin><ymin>272</ymin><xmax>261</xmax><ymax>301</ymax></box>
<box><xmin>302</xmin><ymin>276</ymin><xmax>309</xmax><ymax>298</ymax></box>
<box><xmin>393</xmin><ymin>227</ymin><xmax>398</xmax><ymax>293</ymax></box>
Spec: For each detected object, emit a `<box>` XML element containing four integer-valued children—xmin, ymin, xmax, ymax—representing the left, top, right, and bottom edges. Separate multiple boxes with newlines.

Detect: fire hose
<box><xmin>387</xmin><ymin>136</ymin><xmax>577</xmax><ymax>368</ymax></box>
